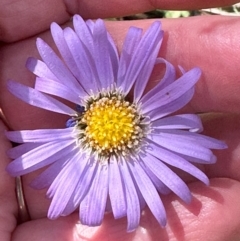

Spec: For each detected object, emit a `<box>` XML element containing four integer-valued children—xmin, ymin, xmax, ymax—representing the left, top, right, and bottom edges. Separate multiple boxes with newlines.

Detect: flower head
<box><xmin>6</xmin><ymin>15</ymin><xmax>227</xmax><ymax>232</ymax></box>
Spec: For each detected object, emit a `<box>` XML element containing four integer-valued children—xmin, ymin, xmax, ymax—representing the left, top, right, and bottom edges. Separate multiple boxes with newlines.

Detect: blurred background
<box><xmin>111</xmin><ymin>3</ymin><xmax>240</xmax><ymax>20</ymax></box>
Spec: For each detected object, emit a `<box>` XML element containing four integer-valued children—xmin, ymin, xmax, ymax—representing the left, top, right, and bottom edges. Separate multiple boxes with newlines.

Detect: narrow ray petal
<box><xmin>152</xmin><ymin>114</ymin><xmax>203</xmax><ymax>132</ymax></box>
<box><xmin>122</xmin><ymin>22</ymin><xmax>163</xmax><ymax>95</ymax></box>
<box><xmin>7</xmin><ymin>80</ymin><xmax>76</xmax><ymax>115</ymax></box>
<box><xmin>7</xmin><ymin>143</ymin><xmax>42</xmax><ymax>159</ymax></box>
<box><xmin>48</xmin><ymin>150</ymin><xmax>84</xmax><ymax>219</ymax></box>
<box><xmin>30</xmin><ymin>156</ymin><xmax>70</xmax><ymax>189</ymax></box>
<box><xmin>134</xmin><ymin>33</ymin><xmax>163</xmax><ymax>102</ymax></box>
<box><xmin>141</xmin><ymin>68</ymin><xmax>201</xmax><ymax>114</ymax></box>
<box><xmin>6</xmin><ymin>128</ymin><xmax>76</xmax><ymax>143</ymax></box>
<box><xmin>62</xmin><ymin>158</ymin><xmax>97</xmax><ymax>216</ymax></box>
<box><xmin>117</xmin><ymin>26</ymin><xmax>142</xmax><ymax>90</ymax></box>
<box><xmin>148</xmin><ymin>133</ymin><xmax>215</xmax><ymax>162</ymax></box>
<box><xmin>139</xmin><ymin>162</ymin><xmax>171</xmax><ymax>195</ymax></box>
<box><xmin>6</xmin><ymin>140</ymin><xmax>75</xmax><ymax>176</ymax></box>
<box><xmin>36</xmin><ymin>38</ymin><xmax>81</xmax><ymax>91</ymax></box>
<box><xmin>92</xmin><ymin>19</ymin><xmax>114</xmax><ymax>88</ymax></box>
<box><xmin>51</xmin><ymin>22</ymin><xmax>86</xmax><ymax>82</ymax></box>
<box><xmin>119</xmin><ymin>157</ymin><xmax>140</xmax><ymax>232</ymax></box>
<box><xmin>148</xmin><ymin>87</ymin><xmax>194</xmax><ymax>120</ymax></box>
<box><xmin>140</xmin><ymin>58</ymin><xmax>176</xmax><ymax>104</ymax></box>
<box><xmin>128</xmin><ymin>159</ymin><xmax>167</xmax><ymax>226</ymax></box>
<box><xmin>64</xmin><ymin>27</ymin><xmax>99</xmax><ymax>93</ymax></box>
<box><xmin>109</xmin><ymin>156</ymin><xmax>127</xmax><ymax>219</ymax></box>
<box><xmin>107</xmin><ymin>32</ymin><xmax>119</xmax><ymax>80</ymax></box>
<box><xmin>73</xmin><ymin>15</ymin><xmax>94</xmax><ymax>53</ymax></box>
<box><xmin>35</xmin><ymin>77</ymin><xmax>83</xmax><ymax>103</ymax></box>
<box><xmin>26</xmin><ymin>57</ymin><xmax>59</xmax><ymax>82</ymax></box>
<box><xmin>80</xmin><ymin>163</ymin><xmax>109</xmax><ymax>226</ymax></box>
<box><xmin>141</xmin><ymin>153</ymin><xmax>192</xmax><ymax>203</ymax></box>
<box><xmin>146</xmin><ymin>141</ymin><xmax>209</xmax><ymax>185</ymax></box>
<box><xmin>152</xmin><ymin>130</ymin><xmax>227</xmax><ymax>149</ymax></box>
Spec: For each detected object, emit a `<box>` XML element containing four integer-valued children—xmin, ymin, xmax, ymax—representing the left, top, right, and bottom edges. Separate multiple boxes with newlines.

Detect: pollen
<box><xmin>80</xmin><ymin>95</ymin><xmax>144</xmax><ymax>156</ymax></box>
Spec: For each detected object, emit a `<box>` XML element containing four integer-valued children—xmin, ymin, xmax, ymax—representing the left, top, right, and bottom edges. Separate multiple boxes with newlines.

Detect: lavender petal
<box><xmin>80</xmin><ymin>162</ymin><xmax>108</xmax><ymax>226</ymax></box>
<box><xmin>128</xmin><ymin>159</ymin><xmax>167</xmax><ymax>226</ymax></box>
<box><xmin>6</xmin><ymin>140</ymin><xmax>75</xmax><ymax>176</ymax></box>
<box><xmin>109</xmin><ymin>156</ymin><xmax>127</xmax><ymax>219</ymax></box>
<box><xmin>26</xmin><ymin>57</ymin><xmax>59</xmax><ymax>82</ymax></box>
<box><xmin>47</xmin><ymin>150</ymin><xmax>84</xmax><ymax>219</ymax></box>
<box><xmin>140</xmin><ymin>58</ymin><xmax>176</xmax><ymax>104</ymax></box>
<box><xmin>152</xmin><ymin>114</ymin><xmax>203</xmax><ymax>132</ymax></box>
<box><xmin>141</xmin><ymin>68</ymin><xmax>201</xmax><ymax>114</ymax></box>
<box><xmin>117</xmin><ymin>26</ymin><xmax>142</xmax><ymax>91</ymax></box>
<box><xmin>63</xmin><ymin>27</ymin><xmax>99</xmax><ymax>93</ymax></box>
<box><xmin>141</xmin><ymin>153</ymin><xmax>192</xmax><ymax>203</ymax></box>
<box><xmin>7</xmin><ymin>80</ymin><xmax>76</xmax><ymax>116</ymax></box>
<box><xmin>7</xmin><ymin>143</ymin><xmax>42</xmax><ymax>159</ymax></box>
<box><xmin>6</xmin><ymin>128</ymin><xmax>76</xmax><ymax>143</ymax></box>
<box><xmin>36</xmin><ymin>38</ymin><xmax>81</xmax><ymax>92</ymax></box>
<box><xmin>92</xmin><ymin>19</ymin><xmax>114</xmax><ymax>89</ymax></box>
<box><xmin>148</xmin><ymin>87</ymin><xmax>195</xmax><ymax>120</ymax></box>
<box><xmin>61</xmin><ymin>158</ymin><xmax>97</xmax><ymax>216</ymax></box>
<box><xmin>146</xmin><ymin>140</ymin><xmax>209</xmax><ymax>185</ymax></box>
<box><xmin>119</xmin><ymin>157</ymin><xmax>140</xmax><ymax>232</ymax></box>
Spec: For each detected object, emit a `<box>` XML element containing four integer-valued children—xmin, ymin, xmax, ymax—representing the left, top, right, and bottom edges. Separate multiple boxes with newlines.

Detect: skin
<box><xmin>0</xmin><ymin>0</ymin><xmax>240</xmax><ymax>240</ymax></box>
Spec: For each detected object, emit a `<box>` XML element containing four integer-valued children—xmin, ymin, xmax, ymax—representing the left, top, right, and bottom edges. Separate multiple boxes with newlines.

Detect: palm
<box><xmin>1</xmin><ymin>0</ymin><xmax>240</xmax><ymax>240</ymax></box>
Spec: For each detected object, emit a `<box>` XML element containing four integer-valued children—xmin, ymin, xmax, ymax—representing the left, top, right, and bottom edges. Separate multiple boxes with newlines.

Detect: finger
<box><xmin>1</xmin><ymin>16</ymin><xmax>240</xmax><ymax>130</ymax></box>
<box><xmin>0</xmin><ymin>0</ymin><xmax>238</xmax><ymax>42</ymax></box>
<box><xmin>0</xmin><ymin>120</ymin><xmax>18</xmax><ymax>241</ymax></box>
<box><xmin>202</xmin><ymin>113</ymin><xmax>240</xmax><ymax>182</ymax></box>
<box><xmin>11</xmin><ymin>179</ymin><xmax>240</xmax><ymax>241</ymax></box>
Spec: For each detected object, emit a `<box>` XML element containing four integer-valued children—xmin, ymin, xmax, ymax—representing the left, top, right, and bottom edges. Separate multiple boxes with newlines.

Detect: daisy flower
<box><xmin>6</xmin><ymin>15</ymin><xmax>226</xmax><ymax>232</ymax></box>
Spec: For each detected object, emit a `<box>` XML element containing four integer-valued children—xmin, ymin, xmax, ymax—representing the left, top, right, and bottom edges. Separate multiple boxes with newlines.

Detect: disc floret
<box><xmin>77</xmin><ymin>92</ymin><xmax>147</xmax><ymax>157</ymax></box>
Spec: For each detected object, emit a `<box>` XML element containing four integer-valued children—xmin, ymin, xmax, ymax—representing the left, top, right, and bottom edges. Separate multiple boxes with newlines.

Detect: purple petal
<box><xmin>80</xmin><ymin>162</ymin><xmax>108</xmax><ymax>226</ymax></box>
<box><xmin>176</xmin><ymin>153</ymin><xmax>216</xmax><ymax>164</ymax></box>
<box><xmin>26</xmin><ymin>57</ymin><xmax>59</xmax><ymax>82</ymax></box>
<box><xmin>117</xmin><ymin>26</ymin><xmax>142</xmax><ymax>90</ymax></box>
<box><xmin>128</xmin><ymin>159</ymin><xmax>167</xmax><ymax>226</ymax></box>
<box><xmin>140</xmin><ymin>58</ymin><xmax>176</xmax><ymax>104</ymax></box>
<box><xmin>109</xmin><ymin>156</ymin><xmax>127</xmax><ymax>219</ymax></box>
<box><xmin>7</xmin><ymin>143</ymin><xmax>42</xmax><ymax>159</ymax></box>
<box><xmin>6</xmin><ymin>140</ymin><xmax>75</xmax><ymax>176</ymax></box>
<box><xmin>73</xmin><ymin>15</ymin><xmax>94</xmax><ymax>53</ymax></box>
<box><xmin>35</xmin><ymin>77</ymin><xmax>82</xmax><ymax>104</ymax></box>
<box><xmin>133</xmin><ymin>33</ymin><xmax>163</xmax><ymax>102</ymax></box>
<box><xmin>148</xmin><ymin>87</ymin><xmax>195</xmax><ymax>120</ymax></box>
<box><xmin>51</xmin><ymin>22</ymin><xmax>86</xmax><ymax>83</ymax></box>
<box><xmin>47</xmin><ymin>150</ymin><xmax>84</xmax><ymax>219</ymax></box>
<box><xmin>119</xmin><ymin>22</ymin><xmax>163</xmax><ymax>95</ymax></box>
<box><xmin>61</xmin><ymin>158</ymin><xmax>97</xmax><ymax>216</ymax></box>
<box><xmin>107</xmin><ymin>32</ymin><xmax>119</xmax><ymax>80</ymax></box>
<box><xmin>141</xmin><ymin>67</ymin><xmax>201</xmax><ymax>114</ymax></box>
<box><xmin>7</xmin><ymin>80</ymin><xmax>76</xmax><ymax>116</ymax></box>
<box><xmin>119</xmin><ymin>157</ymin><xmax>140</xmax><ymax>232</ymax></box>
<box><xmin>30</xmin><ymin>156</ymin><xmax>70</xmax><ymax>189</ymax></box>
<box><xmin>148</xmin><ymin>133</ymin><xmax>215</xmax><ymax>163</ymax></box>
<box><xmin>141</xmin><ymin>153</ymin><xmax>192</xmax><ymax>203</ymax></box>
<box><xmin>152</xmin><ymin>130</ymin><xmax>227</xmax><ymax>149</ymax></box>
<box><xmin>152</xmin><ymin>114</ymin><xmax>203</xmax><ymax>132</ymax></box>
<box><xmin>92</xmin><ymin>19</ymin><xmax>114</xmax><ymax>89</ymax></box>
<box><xmin>36</xmin><ymin>38</ymin><xmax>82</xmax><ymax>92</ymax></box>
<box><xmin>6</xmin><ymin>128</ymin><xmax>76</xmax><ymax>143</ymax></box>
<box><xmin>146</xmin><ymin>140</ymin><xmax>209</xmax><ymax>185</ymax></box>
<box><xmin>63</xmin><ymin>27</ymin><xmax>99</xmax><ymax>93</ymax></box>
<box><xmin>85</xmin><ymin>19</ymin><xmax>95</xmax><ymax>32</ymax></box>
<box><xmin>139</xmin><ymin>162</ymin><xmax>171</xmax><ymax>195</ymax></box>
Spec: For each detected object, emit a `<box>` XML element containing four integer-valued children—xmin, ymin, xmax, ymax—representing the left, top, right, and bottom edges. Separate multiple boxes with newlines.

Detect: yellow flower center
<box><xmin>81</xmin><ymin>96</ymin><xmax>143</xmax><ymax>156</ymax></box>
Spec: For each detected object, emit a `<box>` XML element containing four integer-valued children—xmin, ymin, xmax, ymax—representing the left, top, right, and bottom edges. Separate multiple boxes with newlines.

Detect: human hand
<box><xmin>1</xmin><ymin>0</ymin><xmax>240</xmax><ymax>240</ymax></box>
